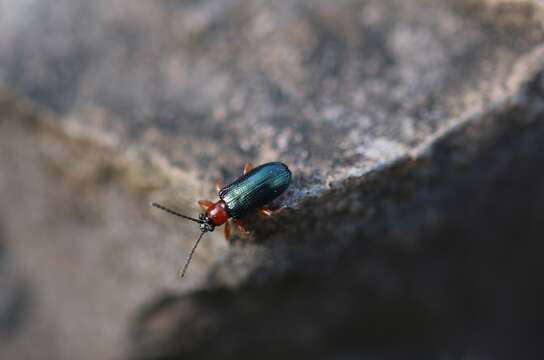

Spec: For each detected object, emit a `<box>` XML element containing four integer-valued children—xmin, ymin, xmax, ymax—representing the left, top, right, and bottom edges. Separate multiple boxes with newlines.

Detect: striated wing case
<box><xmin>219</xmin><ymin>162</ymin><xmax>291</xmax><ymax>218</ymax></box>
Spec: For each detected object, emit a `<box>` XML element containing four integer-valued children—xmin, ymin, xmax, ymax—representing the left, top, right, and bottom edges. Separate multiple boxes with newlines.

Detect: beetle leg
<box><xmin>260</xmin><ymin>208</ymin><xmax>274</xmax><ymax>217</ymax></box>
<box><xmin>243</xmin><ymin>162</ymin><xmax>253</xmax><ymax>175</ymax></box>
<box><xmin>224</xmin><ymin>221</ymin><xmax>231</xmax><ymax>240</ymax></box>
<box><xmin>215</xmin><ymin>180</ymin><xmax>222</xmax><ymax>194</ymax></box>
<box><xmin>260</xmin><ymin>207</ymin><xmax>283</xmax><ymax>216</ymax></box>
<box><xmin>234</xmin><ymin>219</ymin><xmax>250</xmax><ymax>236</ymax></box>
<box><xmin>198</xmin><ymin>199</ymin><xmax>214</xmax><ymax>210</ymax></box>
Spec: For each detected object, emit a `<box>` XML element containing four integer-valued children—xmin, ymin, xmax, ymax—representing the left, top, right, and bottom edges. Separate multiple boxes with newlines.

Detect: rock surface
<box><xmin>0</xmin><ymin>0</ymin><xmax>544</xmax><ymax>359</ymax></box>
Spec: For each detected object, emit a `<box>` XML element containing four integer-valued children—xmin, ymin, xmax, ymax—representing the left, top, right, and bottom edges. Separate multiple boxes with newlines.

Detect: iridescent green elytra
<box><xmin>219</xmin><ymin>162</ymin><xmax>291</xmax><ymax>218</ymax></box>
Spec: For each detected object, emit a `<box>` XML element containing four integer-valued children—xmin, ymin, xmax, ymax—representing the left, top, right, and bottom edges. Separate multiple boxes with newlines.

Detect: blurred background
<box><xmin>1</xmin><ymin>0</ymin><xmax>544</xmax><ymax>359</ymax></box>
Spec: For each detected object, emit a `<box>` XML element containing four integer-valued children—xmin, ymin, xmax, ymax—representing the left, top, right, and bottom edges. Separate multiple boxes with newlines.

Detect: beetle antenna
<box><xmin>179</xmin><ymin>230</ymin><xmax>206</xmax><ymax>278</ymax></box>
<box><xmin>151</xmin><ymin>202</ymin><xmax>204</xmax><ymax>224</ymax></box>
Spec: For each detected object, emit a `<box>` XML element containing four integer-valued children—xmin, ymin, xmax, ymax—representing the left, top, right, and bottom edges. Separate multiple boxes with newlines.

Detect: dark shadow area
<box><xmin>130</xmin><ymin>74</ymin><xmax>544</xmax><ymax>360</ymax></box>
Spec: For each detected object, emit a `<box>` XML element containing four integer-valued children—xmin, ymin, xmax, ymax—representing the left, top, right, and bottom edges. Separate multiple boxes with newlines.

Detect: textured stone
<box><xmin>0</xmin><ymin>0</ymin><xmax>543</xmax><ymax>359</ymax></box>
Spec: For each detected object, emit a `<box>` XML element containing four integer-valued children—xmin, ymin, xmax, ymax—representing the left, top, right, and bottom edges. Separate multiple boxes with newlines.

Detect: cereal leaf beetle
<box><xmin>152</xmin><ymin>162</ymin><xmax>291</xmax><ymax>278</ymax></box>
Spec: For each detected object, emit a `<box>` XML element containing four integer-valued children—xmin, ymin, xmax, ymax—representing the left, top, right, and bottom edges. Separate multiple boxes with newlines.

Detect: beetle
<box><xmin>151</xmin><ymin>161</ymin><xmax>291</xmax><ymax>278</ymax></box>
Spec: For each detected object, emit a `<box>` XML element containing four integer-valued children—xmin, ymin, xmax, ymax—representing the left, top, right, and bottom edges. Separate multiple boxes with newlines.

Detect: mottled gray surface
<box><xmin>0</xmin><ymin>0</ymin><xmax>543</xmax><ymax>359</ymax></box>
<box><xmin>1</xmin><ymin>0</ymin><xmax>543</xmax><ymax>185</ymax></box>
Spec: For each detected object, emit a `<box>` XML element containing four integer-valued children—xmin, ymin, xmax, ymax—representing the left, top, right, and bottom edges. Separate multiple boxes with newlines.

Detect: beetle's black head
<box><xmin>198</xmin><ymin>213</ymin><xmax>215</xmax><ymax>232</ymax></box>
<box><xmin>150</xmin><ymin>202</ymin><xmax>216</xmax><ymax>279</ymax></box>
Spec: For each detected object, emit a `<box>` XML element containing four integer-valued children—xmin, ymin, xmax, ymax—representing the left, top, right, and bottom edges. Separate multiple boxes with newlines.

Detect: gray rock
<box><xmin>0</xmin><ymin>0</ymin><xmax>543</xmax><ymax>359</ymax></box>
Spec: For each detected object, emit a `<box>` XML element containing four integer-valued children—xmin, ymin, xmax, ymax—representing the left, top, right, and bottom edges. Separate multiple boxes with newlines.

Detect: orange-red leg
<box><xmin>243</xmin><ymin>162</ymin><xmax>253</xmax><ymax>175</ymax></box>
<box><xmin>215</xmin><ymin>180</ymin><xmax>222</xmax><ymax>194</ymax></box>
<box><xmin>260</xmin><ymin>208</ymin><xmax>274</xmax><ymax>216</ymax></box>
<box><xmin>260</xmin><ymin>207</ymin><xmax>284</xmax><ymax>216</ymax></box>
<box><xmin>234</xmin><ymin>219</ymin><xmax>250</xmax><ymax>235</ymax></box>
<box><xmin>198</xmin><ymin>199</ymin><xmax>214</xmax><ymax>210</ymax></box>
<box><xmin>224</xmin><ymin>221</ymin><xmax>231</xmax><ymax>239</ymax></box>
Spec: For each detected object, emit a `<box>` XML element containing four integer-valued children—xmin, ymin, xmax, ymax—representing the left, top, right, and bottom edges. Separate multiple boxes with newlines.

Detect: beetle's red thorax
<box><xmin>206</xmin><ymin>200</ymin><xmax>229</xmax><ymax>226</ymax></box>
